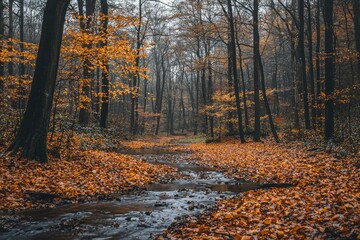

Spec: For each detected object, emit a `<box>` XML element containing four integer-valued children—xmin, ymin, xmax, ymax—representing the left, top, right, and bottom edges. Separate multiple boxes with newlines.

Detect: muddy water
<box><xmin>0</xmin><ymin>150</ymin><xmax>263</xmax><ymax>240</ymax></box>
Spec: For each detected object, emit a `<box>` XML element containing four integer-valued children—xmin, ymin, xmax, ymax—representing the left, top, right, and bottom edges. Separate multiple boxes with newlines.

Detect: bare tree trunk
<box><xmin>343</xmin><ymin>1</ymin><xmax>356</xmax><ymax>135</ymax></box>
<box><xmin>208</xmin><ymin>58</ymin><xmax>214</xmax><ymax>138</ymax></box>
<box><xmin>235</xmin><ymin>31</ymin><xmax>249</xmax><ymax>132</ymax></box>
<box><xmin>298</xmin><ymin>0</ymin><xmax>311</xmax><ymax>129</ymax></box>
<box><xmin>324</xmin><ymin>0</ymin><xmax>334</xmax><ymax>140</ymax></box>
<box><xmin>194</xmin><ymin>65</ymin><xmax>199</xmax><ymax>135</ymax></box>
<box><xmin>259</xmin><ymin>54</ymin><xmax>280</xmax><ymax>142</ymax></box>
<box><xmin>8</xmin><ymin>0</ymin><xmax>70</xmax><ymax>162</ymax></box>
<box><xmin>353</xmin><ymin>0</ymin><xmax>360</xmax><ymax>77</ymax></box>
<box><xmin>228</xmin><ymin>0</ymin><xmax>245</xmax><ymax>143</ymax></box>
<box><xmin>131</xmin><ymin>0</ymin><xmax>143</xmax><ymax>135</ymax></box>
<box><xmin>291</xmin><ymin>37</ymin><xmax>300</xmax><ymax>128</ymax></box>
<box><xmin>307</xmin><ymin>0</ymin><xmax>316</xmax><ymax>128</ymax></box>
<box><xmin>155</xmin><ymin>51</ymin><xmax>166</xmax><ymax>135</ymax></box>
<box><xmin>227</xmin><ymin>33</ymin><xmax>234</xmax><ymax>135</ymax></box>
<box><xmin>253</xmin><ymin>0</ymin><xmax>261</xmax><ymax>142</ymax></box>
<box><xmin>272</xmin><ymin>48</ymin><xmax>280</xmax><ymax>116</ymax></box>
<box><xmin>315</xmin><ymin>0</ymin><xmax>322</xmax><ymax>128</ymax></box>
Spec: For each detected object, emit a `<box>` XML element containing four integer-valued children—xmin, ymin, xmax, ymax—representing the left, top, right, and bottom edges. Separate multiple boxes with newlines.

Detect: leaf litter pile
<box><xmin>163</xmin><ymin>140</ymin><xmax>359</xmax><ymax>239</ymax></box>
<box><xmin>0</xmin><ymin>149</ymin><xmax>177</xmax><ymax>211</ymax></box>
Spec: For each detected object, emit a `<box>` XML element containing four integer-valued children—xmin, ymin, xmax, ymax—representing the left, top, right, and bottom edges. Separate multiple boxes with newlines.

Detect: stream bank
<box><xmin>0</xmin><ymin>147</ymin><xmax>280</xmax><ymax>240</ymax></box>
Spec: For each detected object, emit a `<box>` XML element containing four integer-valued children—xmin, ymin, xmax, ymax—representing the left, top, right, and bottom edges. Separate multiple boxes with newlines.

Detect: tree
<box><xmin>297</xmin><ymin>0</ymin><xmax>310</xmax><ymax>129</ymax></box>
<box><xmin>253</xmin><ymin>0</ymin><xmax>261</xmax><ymax>142</ymax></box>
<box><xmin>7</xmin><ymin>0</ymin><xmax>70</xmax><ymax>162</ymax></box>
<box><xmin>315</xmin><ymin>0</ymin><xmax>322</xmax><ymax>128</ymax></box>
<box><xmin>324</xmin><ymin>0</ymin><xmax>334</xmax><ymax>140</ymax></box>
<box><xmin>99</xmin><ymin>0</ymin><xmax>109</xmax><ymax>128</ymax></box>
<box><xmin>130</xmin><ymin>0</ymin><xmax>145</xmax><ymax>135</ymax></box>
<box><xmin>227</xmin><ymin>0</ymin><xmax>245</xmax><ymax>143</ymax></box>
<box><xmin>258</xmin><ymin>50</ymin><xmax>280</xmax><ymax>142</ymax></box>
<box><xmin>307</xmin><ymin>0</ymin><xmax>316</xmax><ymax>128</ymax></box>
<box><xmin>0</xmin><ymin>0</ymin><xmax>4</xmax><ymax>92</ymax></box>
<box><xmin>78</xmin><ymin>0</ymin><xmax>96</xmax><ymax>126</ymax></box>
<box><xmin>8</xmin><ymin>0</ymin><xmax>14</xmax><ymax>77</ymax></box>
<box><xmin>353</xmin><ymin>0</ymin><xmax>360</xmax><ymax>76</ymax></box>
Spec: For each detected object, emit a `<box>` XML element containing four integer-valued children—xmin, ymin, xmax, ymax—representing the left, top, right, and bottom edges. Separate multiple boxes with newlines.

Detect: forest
<box><xmin>0</xmin><ymin>0</ymin><xmax>359</xmax><ymax>239</ymax></box>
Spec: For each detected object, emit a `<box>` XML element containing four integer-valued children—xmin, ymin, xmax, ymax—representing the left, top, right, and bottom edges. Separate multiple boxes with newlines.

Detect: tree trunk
<box><xmin>0</xmin><ymin>0</ymin><xmax>4</xmax><ymax>92</ymax></box>
<box><xmin>235</xmin><ymin>30</ymin><xmax>249</xmax><ymax>132</ymax></box>
<box><xmin>291</xmin><ymin>36</ymin><xmax>300</xmax><ymax>128</ymax></box>
<box><xmin>228</xmin><ymin>0</ymin><xmax>245</xmax><ymax>143</ymax></box>
<box><xmin>324</xmin><ymin>0</ymin><xmax>334</xmax><ymax>140</ymax></box>
<box><xmin>8</xmin><ymin>0</ymin><xmax>13</xmax><ymax>77</ymax></box>
<box><xmin>194</xmin><ymin>64</ymin><xmax>199</xmax><ymax>135</ymax></box>
<box><xmin>272</xmin><ymin>48</ymin><xmax>280</xmax><ymax>116</ymax></box>
<box><xmin>298</xmin><ymin>0</ymin><xmax>311</xmax><ymax>129</ymax></box>
<box><xmin>259</xmin><ymin>53</ymin><xmax>280</xmax><ymax>142</ymax></box>
<box><xmin>99</xmin><ymin>0</ymin><xmax>109</xmax><ymax>129</ymax></box>
<box><xmin>8</xmin><ymin>0</ymin><xmax>70</xmax><ymax>162</ymax></box>
<box><xmin>353</xmin><ymin>0</ymin><xmax>360</xmax><ymax>76</ymax></box>
<box><xmin>78</xmin><ymin>0</ymin><xmax>96</xmax><ymax>126</ymax></box>
<box><xmin>307</xmin><ymin>0</ymin><xmax>316</xmax><ymax>128</ymax></box>
<box><xmin>253</xmin><ymin>0</ymin><xmax>261</xmax><ymax>142</ymax></box>
<box><xmin>155</xmin><ymin>51</ymin><xmax>166</xmax><ymax>135</ymax></box>
<box><xmin>208</xmin><ymin>58</ymin><xmax>214</xmax><ymax>138</ymax></box>
<box><xmin>315</xmin><ymin>0</ymin><xmax>322</xmax><ymax>128</ymax></box>
<box><xmin>130</xmin><ymin>0</ymin><xmax>143</xmax><ymax>135</ymax></box>
<box><xmin>227</xmin><ymin>31</ymin><xmax>234</xmax><ymax>136</ymax></box>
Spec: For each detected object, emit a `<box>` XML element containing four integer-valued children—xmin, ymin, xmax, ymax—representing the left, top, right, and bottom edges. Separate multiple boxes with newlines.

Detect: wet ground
<box><xmin>0</xmin><ymin>148</ymin><xmax>268</xmax><ymax>240</ymax></box>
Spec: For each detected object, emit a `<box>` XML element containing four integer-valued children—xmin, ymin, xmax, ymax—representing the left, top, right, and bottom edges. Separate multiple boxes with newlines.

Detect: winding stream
<box><xmin>0</xmin><ymin>149</ymin><xmax>265</xmax><ymax>240</ymax></box>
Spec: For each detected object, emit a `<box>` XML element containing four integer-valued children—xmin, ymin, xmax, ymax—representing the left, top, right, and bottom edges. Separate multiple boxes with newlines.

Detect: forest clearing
<box><xmin>0</xmin><ymin>0</ymin><xmax>359</xmax><ymax>239</ymax></box>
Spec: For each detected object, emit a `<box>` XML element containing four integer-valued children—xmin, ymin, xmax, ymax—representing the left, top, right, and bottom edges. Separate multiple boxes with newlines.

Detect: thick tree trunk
<box><xmin>353</xmin><ymin>0</ymin><xmax>360</xmax><ymax>76</ymax></box>
<box><xmin>130</xmin><ymin>0</ymin><xmax>144</xmax><ymax>135</ymax></box>
<box><xmin>343</xmin><ymin>1</ymin><xmax>356</xmax><ymax>134</ymax></box>
<box><xmin>253</xmin><ymin>0</ymin><xmax>261</xmax><ymax>142</ymax></box>
<box><xmin>99</xmin><ymin>0</ymin><xmax>109</xmax><ymax>129</ymax></box>
<box><xmin>315</xmin><ymin>0</ymin><xmax>322</xmax><ymax>128</ymax></box>
<box><xmin>298</xmin><ymin>0</ymin><xmax>311</xmax><ymax>129</ymax></box>
<box><xmin>8</xmin><ymin>0</ymin><xmax>70</xmax><ymax>162</ymax></box>
<box><xmin>324</xmin><ymin>0</ymin><xmax>334</xmax><ymax>140</ymax></box>
<box><xmin>78</xmin><ymin>0</ymin><xmax>96</xmax><ymax>126</ymax></box>
<box><xmin>228</xmin><ymin>0</ymin><xmax>245</xmax><ymax>143</ymax></box>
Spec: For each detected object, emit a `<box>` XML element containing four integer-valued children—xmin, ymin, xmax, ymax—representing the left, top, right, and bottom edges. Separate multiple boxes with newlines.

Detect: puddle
<box><xmin>0</xmin><ymin>150</ymin><xmax>263</xmax><ymax>240</ymax></box>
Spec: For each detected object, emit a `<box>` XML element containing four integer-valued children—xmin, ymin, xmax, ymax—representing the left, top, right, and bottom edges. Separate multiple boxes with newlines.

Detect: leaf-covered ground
<box><xmin>0</xmin><ymin>149</ymin><xmax>177</xmax><ymax>211</ymax></box>
<box><xmin>163</xmin><ymin>140</ymin><xmax>359</xmax><ymax>239</ymax></box>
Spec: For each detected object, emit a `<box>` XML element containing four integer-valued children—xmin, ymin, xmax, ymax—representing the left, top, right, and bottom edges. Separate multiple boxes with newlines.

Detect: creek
<box><xmin>0</xmin><ymin>148</ymin><xmax>266</xmax><ymax>240</ymax></box>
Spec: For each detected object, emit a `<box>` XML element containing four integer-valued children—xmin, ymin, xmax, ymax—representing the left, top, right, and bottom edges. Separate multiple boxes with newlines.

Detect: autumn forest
<box><xmin>0</xmin><ymin>0</ymin><xmax>359</xmax><ymax>239</ymax></box>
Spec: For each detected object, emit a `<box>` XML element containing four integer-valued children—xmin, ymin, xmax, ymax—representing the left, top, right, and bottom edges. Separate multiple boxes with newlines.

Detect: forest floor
<box><xmin>162</xmin><ymin>138</ymin><xmax>360</xmax><ymax>239</ymax></box>
<box><xmin>0</xmin><ymin>136</ymin><xmax>181</xmax><ymax>211</ymax></box>
<box><xmin>0</xmin><ymin>135</ymin><xmax>359</xmax><ymax>239</ymax></box>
